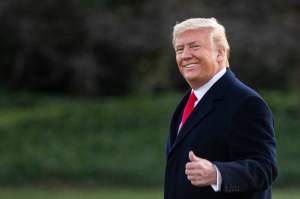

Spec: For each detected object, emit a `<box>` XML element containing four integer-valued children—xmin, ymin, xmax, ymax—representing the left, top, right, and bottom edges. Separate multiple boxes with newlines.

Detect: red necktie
<box><xmin>181</xmin><ymin>91</ymin><xmax>197</xmax><ymax>127</ymax></box>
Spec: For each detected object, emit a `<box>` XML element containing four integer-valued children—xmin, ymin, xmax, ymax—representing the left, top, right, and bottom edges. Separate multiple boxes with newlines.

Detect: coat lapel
<box><xmin>167</xmin><ymin>68</ymin><xmax>236</xmax><ymax>157</ymax></box>
<box><xmin>174</xmin><ymin>99</ymin><xmax>214</xmax><ymax>145</ymax></box>
<box><xmin>169</xmin><ymin>96</ymin><xmax>214</xmax><ymax>156</ymax></box>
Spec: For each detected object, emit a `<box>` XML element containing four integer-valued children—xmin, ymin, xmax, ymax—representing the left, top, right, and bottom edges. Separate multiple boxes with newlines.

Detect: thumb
<box><xmin>189</xmin><ymin>151</ymin><xmax>200</xmax><ymax>162</ymax></box>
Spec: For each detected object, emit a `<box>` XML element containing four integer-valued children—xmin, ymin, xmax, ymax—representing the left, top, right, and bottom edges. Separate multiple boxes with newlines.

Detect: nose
<box><xmin>181</xmin><ymin>47</ymin><xmax>192</xmax><ymax>60</ymax></box>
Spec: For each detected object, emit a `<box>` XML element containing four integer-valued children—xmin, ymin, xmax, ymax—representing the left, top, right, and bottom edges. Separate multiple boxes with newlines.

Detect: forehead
<box><xmin>174</xmin><ymin>28</ymin><xmax>211</xmax><ymax>46</ymax></box>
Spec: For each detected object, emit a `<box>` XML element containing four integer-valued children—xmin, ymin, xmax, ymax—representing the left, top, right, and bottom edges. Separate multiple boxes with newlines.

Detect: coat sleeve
<box><xmin>214</xmin><ymin>96</ymin><xmax>278</xmax><ymax>193</ymax></box>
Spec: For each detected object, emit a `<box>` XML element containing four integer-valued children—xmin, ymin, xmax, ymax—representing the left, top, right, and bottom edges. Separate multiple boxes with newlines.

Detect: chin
<box><xmin>185</xmin><ymin>76</ymin><xmax>198</xmax><ymax>84</ymax></box>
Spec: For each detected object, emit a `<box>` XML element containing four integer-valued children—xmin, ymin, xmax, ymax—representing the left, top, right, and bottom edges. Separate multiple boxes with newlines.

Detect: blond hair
<box><xmin>173</xmin><ymin>18</ymin><xmax>230</xmax><ymax>65</ymax></box>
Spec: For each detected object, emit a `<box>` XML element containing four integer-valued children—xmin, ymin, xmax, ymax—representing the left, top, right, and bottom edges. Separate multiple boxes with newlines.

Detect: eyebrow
<box><xmin>175</xmin><ymin>41</ymin><xmax>202</xmax><ymax>48</ymax></box>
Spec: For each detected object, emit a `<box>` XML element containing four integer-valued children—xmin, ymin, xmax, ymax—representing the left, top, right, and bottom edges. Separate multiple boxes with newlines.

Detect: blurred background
<box><xmin>0</xmin><ymin>0</ymin><xmax>299</xmax><ymax>198</ymax></box>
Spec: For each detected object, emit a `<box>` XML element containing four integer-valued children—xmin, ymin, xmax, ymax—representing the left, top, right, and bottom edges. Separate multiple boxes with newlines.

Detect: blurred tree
<box><xmin>0</xmin><ymin>0</ymin><xmax>89</xmax><ymax>94</ymax></box>
<box><xmin>0</xmin><ymin>0</ymin><xmax>299</xmax><ymax>96</ymax></box>
<box><xmin>224</xmin><ymin>0</ymin><xmax>300</xmax><ymax>90</ymax></box>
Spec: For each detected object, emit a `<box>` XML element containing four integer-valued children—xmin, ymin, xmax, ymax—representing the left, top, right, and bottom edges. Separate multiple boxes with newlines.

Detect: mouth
<box><xmin>183</xmin><ymin>63</ymin><xmax>198</xmax><ymax>69</ymax></box>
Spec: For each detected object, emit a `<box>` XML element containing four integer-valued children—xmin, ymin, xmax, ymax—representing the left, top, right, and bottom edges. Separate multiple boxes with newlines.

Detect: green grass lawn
<box><xmin>0</xmin><ymin>188</ymin><xmax>162</xmax><ymax>199</ymax></box>
<box><xmin>0</xmin><ymin>188</ymin><xmax>299</xmax><ymax>199</ymax></box>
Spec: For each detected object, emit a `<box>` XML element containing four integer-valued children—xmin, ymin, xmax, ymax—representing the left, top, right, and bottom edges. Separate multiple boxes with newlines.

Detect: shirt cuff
<box><xmin>211</xmin><ymin>165</ymin><xmax>222</xmax><ymax>192</ymax></box>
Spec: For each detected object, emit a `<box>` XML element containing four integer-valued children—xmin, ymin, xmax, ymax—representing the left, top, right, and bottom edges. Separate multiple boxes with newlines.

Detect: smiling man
<box><xmin>164</xmin><ymin>18</ymin><xmax>277</xmax><ymax>199</ymax></box>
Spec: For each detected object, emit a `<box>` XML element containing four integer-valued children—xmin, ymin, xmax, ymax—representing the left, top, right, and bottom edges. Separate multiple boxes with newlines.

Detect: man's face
<box><xmin>174</xmin><ymin>28</ymin><xmax>223</xmax><ymax>89</ymax></box>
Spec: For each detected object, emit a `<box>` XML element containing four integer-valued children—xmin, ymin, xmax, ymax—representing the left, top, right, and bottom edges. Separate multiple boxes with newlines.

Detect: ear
<box><xmin>216</xmin><ymin>48</ymin><xmax>225</xmax><ymax>63</ymax></box>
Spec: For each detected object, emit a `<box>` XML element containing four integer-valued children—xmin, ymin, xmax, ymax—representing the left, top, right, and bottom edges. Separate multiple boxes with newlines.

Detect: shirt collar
<box><xmin>193</xmin><ymin>67</ymin><xmax>227</xmax><ymax>105</ymax></box>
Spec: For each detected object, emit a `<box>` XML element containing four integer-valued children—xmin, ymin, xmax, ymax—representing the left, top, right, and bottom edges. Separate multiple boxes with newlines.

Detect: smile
<box><xmin>184</xmin><ymin>63</ymin><xmax>198</xmax><ymax>69</ymax></box>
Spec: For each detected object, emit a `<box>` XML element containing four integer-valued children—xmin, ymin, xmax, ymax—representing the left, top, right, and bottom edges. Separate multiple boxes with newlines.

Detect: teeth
<box><xmin>184</xmin><ymin>64</ymin><xmax>197</xmax><ymax>68</ymax></box>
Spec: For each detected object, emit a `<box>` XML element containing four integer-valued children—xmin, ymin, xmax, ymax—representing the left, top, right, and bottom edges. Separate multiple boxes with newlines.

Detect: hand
<box><xmin>185</xmin><ymin>151</ymin><xmax>217</xmax><ymax>187</ymax></box>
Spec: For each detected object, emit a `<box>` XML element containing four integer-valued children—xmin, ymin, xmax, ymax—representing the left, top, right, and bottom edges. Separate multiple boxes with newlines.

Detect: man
<box><xmin>164</xmin><ymin>18</ymin><xmax>277</xmax><ymax>199</ymax></box>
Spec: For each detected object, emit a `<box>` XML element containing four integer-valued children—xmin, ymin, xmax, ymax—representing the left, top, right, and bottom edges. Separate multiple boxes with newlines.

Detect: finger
<box><xmin>188</xmin><ymin>175</ymin><xmax>210</xmax><ymax>187</ymax></box>
<box><xmin>185</xmin><ymin>162</ymin><xmax>196</xmax><ymax>169</ymax></box>
<box><xmin>189</xmin><ymin>151</ymin><xmax>201</xmax><ymax>162</ymax></box>
<box><xmin>190</xmin><ymin>179</ymin><xmax>203</xmax><ymax>186</ymax></box>
<box><xmin>187</xmin><ymin>174</ymin><xmax>196</xmax><ymax>181</ymax></box>
<box><xmin>187</xmin><ymin>174</ymin><xmax>204</xmax><ymax>184</ymax></box>
<box><xmin>185</xmin><ymin>168</ymin><xmax>200</xmax><ymax>176</ymax></box>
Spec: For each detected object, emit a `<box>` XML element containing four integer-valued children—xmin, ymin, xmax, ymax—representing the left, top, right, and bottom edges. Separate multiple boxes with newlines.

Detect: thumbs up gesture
<box><xmin>185</xmin><ymin>151</ymin><xmax>217</xmax><ymax>187</ymax></box>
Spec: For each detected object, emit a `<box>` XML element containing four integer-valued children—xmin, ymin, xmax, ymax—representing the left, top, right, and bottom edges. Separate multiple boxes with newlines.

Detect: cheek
<box><xmin>176</xmin><ymin>56</ymin><xmax>182</xmax><ymax>66</ymax></box>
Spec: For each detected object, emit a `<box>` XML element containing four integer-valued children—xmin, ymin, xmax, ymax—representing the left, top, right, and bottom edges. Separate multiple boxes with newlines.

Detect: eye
<box><xmin>176</xmin><ymin>47</ymin><xmax>184</xmax><ymax>54</ymax></box>
<box><xmin>191</xmin><ymin>44</ymin><xmax>201</xmax><ymax>49</ymax></box>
